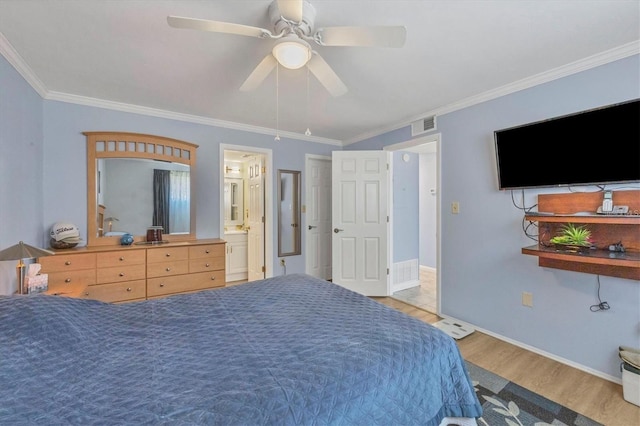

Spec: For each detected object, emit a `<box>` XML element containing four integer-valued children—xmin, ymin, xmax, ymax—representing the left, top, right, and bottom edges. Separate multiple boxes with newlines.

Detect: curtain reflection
<box><xmin>153</xmin><ymin>169</ymin><xmax>171</xmax><ymax>233</ymax></box>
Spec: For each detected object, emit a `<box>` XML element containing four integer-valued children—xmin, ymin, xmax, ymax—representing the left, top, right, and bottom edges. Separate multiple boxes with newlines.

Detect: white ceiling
<box><xmin>0</xmin><ymin>1</ymin><xmax>638</xmax><ymax>145</ymax></box>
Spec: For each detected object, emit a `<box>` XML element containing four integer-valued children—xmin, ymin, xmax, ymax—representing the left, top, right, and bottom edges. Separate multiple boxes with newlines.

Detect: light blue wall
<box><xmin>0</xmin><ymin>55</ymin><xmax>44</xmax><ymax>294</ymax></box>
<box><xmin>350</xmin><ymin>54</ymin><xmax>640</xmax><ymax>379</ymax></box>
<box><xmin>40</xmin><ymin>101</ymin><xmax>336</xmax><ymax>276</ymax></box>
<box><xmin>392</xmin><ymin>152</ymin><xmax>419</xmax><ymax>262</ymax></box>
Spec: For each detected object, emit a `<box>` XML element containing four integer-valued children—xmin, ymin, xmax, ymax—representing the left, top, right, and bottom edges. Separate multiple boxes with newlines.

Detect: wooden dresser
<box><xmin>38</xmin><ymin>239</ymin><xmax>226</xmax><ymax>303</ymax></box>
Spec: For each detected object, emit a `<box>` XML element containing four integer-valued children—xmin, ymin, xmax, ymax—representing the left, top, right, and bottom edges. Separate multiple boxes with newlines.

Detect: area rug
<box><xmin>465</xmin><ymin>361</ymin><xmax>603</xmax><ymax>426</ymax></box>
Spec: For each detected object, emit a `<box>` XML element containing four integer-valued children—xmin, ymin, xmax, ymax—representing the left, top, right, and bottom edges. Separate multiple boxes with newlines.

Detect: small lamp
<box><xmin>0</xmin><ymin>241</ymin><xmax>55</xmax><ymax>295</ymax></box>
<box><xmin>104</xmin><ymin>217</ymin><xmax>119</xmax><ymax>233</ymax></box>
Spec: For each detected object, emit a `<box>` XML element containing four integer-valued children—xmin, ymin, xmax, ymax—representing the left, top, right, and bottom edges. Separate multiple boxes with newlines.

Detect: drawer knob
<box><xmin>119</xmin><ymin>256</ymin><xmax>124</xmax><ymax>261</ymax></box>
<box><xmin>126</xmin><ymin>287</ymin><xmax>132</xmax><ymax>292</ymax></box>
<box><xmin>119</xmin><ymin>273</ymin><xmax>125</xmax><ymax>277</ymax></box>
<box><xmin>85</xmin><ymin>292</ymin><xmax>89</xmax><ymax>296</ymax></box>
<box><xmin>205</xmin><ymin>249</ymin><xmax>210</xmax><ymax>254</ymax></box>
<box><xmin>210</xmin><ymin>276</ymin><xmax>216</xmax><ymax>281</ymax></box>
<box><xmin>159</xmin><ymin>283</ymin><xmax>165</xmax><ymax>287</ymax></box>
<box><xmin>65</xmin><ymin>261</ymin><xmax>71</xmax><ymax>266</ymax></box>
<box><xmin>205</xmin><ymin>263</ymin><xmax>210</xmax><ymax>267</ymax></box>
<box><xmin>165</xmin><ymin>267</ymin><xmax>171</xmax><ymax>272</ymax></box>
<box><xmin>65</xmin><ymin>278</ymin><xmax>71</xmax><ymax>283</ymax></box>
<box><xmin>165</xmin><ymin>253</ymin><xmax>171</xmax><ymax>257</ymax></box>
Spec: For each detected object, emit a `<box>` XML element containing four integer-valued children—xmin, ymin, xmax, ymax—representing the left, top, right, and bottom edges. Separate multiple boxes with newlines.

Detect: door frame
<box><xmin>384</xmin><ymin>134</ymin><xmax>441</xmax><ymax>314</ymax></box>
<box><xmin>304</xmin><ymin>154</ymin><xmax>332</xmax><ymax>280</ymax></box>
<box><xmin>219</xmin><ymin>144</ymin><xmax>274</xmax><ymax>279</ymax></box>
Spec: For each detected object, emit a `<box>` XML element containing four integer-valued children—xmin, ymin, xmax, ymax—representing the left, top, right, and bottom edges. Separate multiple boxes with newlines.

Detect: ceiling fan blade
<box><xmin>307</xmin><ymin>54</ymin><xmax>347</xmax><ymax>97</ymax></box>
<box><xmin>317</xmin><ymin>26</ymin><xmax>407</xmax><ymax>47</ymax></box>
<box><xmin>277</xmin><ymin>0</ymin><xmax>304</xmax><ymax>23</ymax></box>
<box><xmin>167</xmin><ymin>16</ymin><xmax>271</xmax><ymax>38</ymax></box>
<box><xmin>239</xmin><ymin>54</ymin><xmax>277</xmax><ymax>92</ymax></box>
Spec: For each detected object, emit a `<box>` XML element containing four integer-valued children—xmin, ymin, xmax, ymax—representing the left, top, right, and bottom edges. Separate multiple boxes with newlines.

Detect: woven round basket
<box><xmin>49</xmin><ymin>238</ymin><xmax>78</xmax><ymax>249</ymax></box>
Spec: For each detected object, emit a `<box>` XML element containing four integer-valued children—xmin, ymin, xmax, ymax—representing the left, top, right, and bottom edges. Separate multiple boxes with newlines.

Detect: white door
<box><xmin>306</xmin><ymin>156</ymin><xmax>332</xmax><ymax>280</ymax></box>
<box><xmin>247</xmin><ymin>157</ymin><xmax>265</xmax><ymax>281</ymax></box>
<box><xmin>331</xmin><ymin>151</ymin><xmax>390</xmax><ymax>296</ymax></box>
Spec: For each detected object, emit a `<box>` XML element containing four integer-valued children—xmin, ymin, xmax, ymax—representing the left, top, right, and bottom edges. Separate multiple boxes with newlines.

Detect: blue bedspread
<box><xmin>0</xmin><ymin>273</ymin><xmax>481</xmax><ymax>425</ymax></box>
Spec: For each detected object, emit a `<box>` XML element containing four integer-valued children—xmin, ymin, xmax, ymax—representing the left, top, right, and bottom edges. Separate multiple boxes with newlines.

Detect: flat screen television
<box><xmin>494</xmin><ymin>99</ymin><xmax>640</xmax><ymax>190</ymax></box>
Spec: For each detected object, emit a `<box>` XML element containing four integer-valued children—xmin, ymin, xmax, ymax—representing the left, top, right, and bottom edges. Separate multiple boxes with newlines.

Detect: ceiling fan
<box><xmin>167</xmin><ymin>0</ymin><xmax>406</xmax><ymax>97</ymax></box>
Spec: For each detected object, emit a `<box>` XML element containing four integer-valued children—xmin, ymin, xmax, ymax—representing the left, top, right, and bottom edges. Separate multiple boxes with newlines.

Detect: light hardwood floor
<box><xmin>374</xmin><ymin>297</ymin><xmax>640</xmax><ymax>426</ymax></box>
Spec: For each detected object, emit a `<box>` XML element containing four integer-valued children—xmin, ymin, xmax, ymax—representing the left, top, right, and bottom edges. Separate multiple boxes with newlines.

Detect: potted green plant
<box><xmin>550</xmin><ymin>223</ymin><xmax>593</xmax><ymax>251</ymax></box>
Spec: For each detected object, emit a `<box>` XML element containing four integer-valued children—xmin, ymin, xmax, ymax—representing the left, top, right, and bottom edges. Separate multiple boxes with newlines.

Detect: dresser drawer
<box><xmin>39</xmin><ymin>253</ymin><xmax>96</xmax><ymax>272</ymax></box>
<box><xmin>79</xmin><ymin>280</ymin><xmax>146</xmax><ymax>303</ymax></box>
<box><xmin>48</xmin><ymin>269</ymin><xmax>96</xmax><ymax>289</ymax></box>
<box><xmin>97</xmin><ymin>250</ymin><xmax>145</xmax><ymax>268</ymax></box>
<box><xmin>188</xmin><ymin>257</ymin><xmax>225</xmax><ymax>273</ymax></box>
<box><xmin>147</xmin><ymin>247</ymin><xmax>189</xmax><ymax>264</ymax></box>
<box><xmin>147</xmin><ymin>260</ymin><xmax>189</xmax><ymax>278</ymax></box>
<box><xmin>97</xmin><ymin>264</ymin><xmax>146</xmax><ymax>284</ymax></box>
<box><xmin>147</xmin><ymin>270</ymin><xmax>224</xmax><ymax>297</ymax></box>
<box><xmin>189</xmin><ymin>244</ymin><xmax>224</xmax><ymax>259</ymax></box>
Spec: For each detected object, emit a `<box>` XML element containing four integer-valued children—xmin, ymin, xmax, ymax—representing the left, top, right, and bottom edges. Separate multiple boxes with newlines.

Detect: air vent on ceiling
<box><xmin>411</xmin><ymin>115</ymin><xmax>437</xmax><ymax>136</ymax></box>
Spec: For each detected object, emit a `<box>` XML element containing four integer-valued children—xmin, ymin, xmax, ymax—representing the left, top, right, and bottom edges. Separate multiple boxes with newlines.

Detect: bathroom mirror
<box><xmin>85</xmin><ymin>132</ymin><xmax>198</xmax><ymax>246</ymax></box>
<box><xmin>224</xmin><ymin>178</ymin><xmax>244</xmax><ymax>226</ymax></box>
<box><xmin>277</xmin><ymin>169</ymin><xmax>301</xmax><ymax>257</ymax></box>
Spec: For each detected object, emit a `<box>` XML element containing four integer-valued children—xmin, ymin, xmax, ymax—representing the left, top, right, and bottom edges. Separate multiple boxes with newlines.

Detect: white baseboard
<box><xmin>442</xmin><ymin>315</ymin><xmax>621</xmax><ymax>385</ymax></box>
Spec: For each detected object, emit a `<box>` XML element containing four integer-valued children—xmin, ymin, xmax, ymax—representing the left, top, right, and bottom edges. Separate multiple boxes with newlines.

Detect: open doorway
<box><xmin>220</xmin><ymin>145</ymin><xmax>274</xmax><ymax>283</ymax></box>
<box><xmin>385</xmin><ymin>135</ymin><xmax>439</xmax><ymax>313</ymax></box>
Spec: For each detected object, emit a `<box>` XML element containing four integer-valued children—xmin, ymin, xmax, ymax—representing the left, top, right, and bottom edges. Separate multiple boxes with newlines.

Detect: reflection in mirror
<box><xmin>277</xmin><ymin>170</ymin><xmax>301</xmax><ymax>257</ymax></box>
<box><xmin>224</xmin><ymin>178</ymin><xmax>244</xmax><ymax>226</ymax></box>
<box><xmin>98</xmin><ymin>158</ymin><xmax>190</xmax><ymax>237</ymax></box>
<box><xmin>85</xmin><ymin>131</ymin><xmax>198</xmax><ymax>247</ymax></box>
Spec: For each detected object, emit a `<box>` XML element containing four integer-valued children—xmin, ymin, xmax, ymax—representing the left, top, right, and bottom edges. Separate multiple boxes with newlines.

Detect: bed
<box><xmin>0</xmin><ymin>273</ymin><xmax>482</xmax><ymax>425</ymax></box>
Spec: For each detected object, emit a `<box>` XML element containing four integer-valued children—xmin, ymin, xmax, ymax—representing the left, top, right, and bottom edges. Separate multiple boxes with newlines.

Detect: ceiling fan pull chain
<box><xmin>305</xmin><ymin>66</ymin><xmax>311</xmax><ymax>136</ymax></box>
<box><xmin>275</xmin><ymin>63</ymin><xmax>281</xmax><ymax>142</ymax></box>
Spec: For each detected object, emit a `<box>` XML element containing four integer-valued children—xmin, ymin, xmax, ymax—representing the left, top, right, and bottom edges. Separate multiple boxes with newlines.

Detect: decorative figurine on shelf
<box><xmin>120</xmin><ymin>233</ymin><xmax>134</xmax><ymax>246</ymax></box>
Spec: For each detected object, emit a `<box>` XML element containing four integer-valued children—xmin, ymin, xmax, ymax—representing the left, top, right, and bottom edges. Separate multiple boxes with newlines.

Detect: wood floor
<box><xmin>374</xmin><ymin>297</ymin><xmax>640</xmax><ymax>426</ymax></box>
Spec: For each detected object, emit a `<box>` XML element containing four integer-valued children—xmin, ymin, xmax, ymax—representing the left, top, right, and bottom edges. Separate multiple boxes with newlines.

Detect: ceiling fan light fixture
<box><xmin>272</xmin><ymin>37</ymin><xmax>311</xmax><ymax>69</ymax></box>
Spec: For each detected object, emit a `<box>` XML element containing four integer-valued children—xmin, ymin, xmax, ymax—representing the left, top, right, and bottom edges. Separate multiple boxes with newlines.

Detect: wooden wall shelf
<box><xmin>522</xmin><ymin>190</ymin><xmax>640</xmax><ymax>280</ymax></box>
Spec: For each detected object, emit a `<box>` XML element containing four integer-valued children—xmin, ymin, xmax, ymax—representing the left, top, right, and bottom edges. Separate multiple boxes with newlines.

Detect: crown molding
<box><xmin>344</xmin><ymin>41</ymin><xmax>640</xmax><ymax>145</ymax></box>
<box><xmin>0</xmin><ymin>32</ymin><xmax>47</xmax><ymax>97</ymax></box>
<box><xmin>46</xmin><ymin>91</ymin><xmax>342</xmax><ymax>146</ymax></box>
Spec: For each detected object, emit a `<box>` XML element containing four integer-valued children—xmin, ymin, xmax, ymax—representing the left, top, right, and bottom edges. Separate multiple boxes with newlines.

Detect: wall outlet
<box><xmin>280</xmin><ymin>259</ymin><xmax>285</xmax><ymax>266</ymax></box>
<box><xmin>451</xmin><ymin>201</ymin><xmax>460</xmax><ymax>214</ymax></box>
<box><xmin>522</xmin><ymin>292</ymin><xmax>533</xmax><ymax>307</ymax></box>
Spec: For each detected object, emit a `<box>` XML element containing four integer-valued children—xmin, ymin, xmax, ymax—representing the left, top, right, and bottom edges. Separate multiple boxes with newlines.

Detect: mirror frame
<box><xmin>85</xmin><ymin>131</ymin><xmax>198</xmax><ymax>246</ymax></box>
<box><xmin>277</xmin><ymin>169</ymin><xmax>301</xmax><ymax>257</ymax></box>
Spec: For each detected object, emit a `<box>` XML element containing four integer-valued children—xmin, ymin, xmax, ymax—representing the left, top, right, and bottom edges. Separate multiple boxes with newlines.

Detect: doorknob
<box><xmin>334</xmin><ymin>228</ymin><xmax>344</xmax><ymax>233</ymax></box>
<box><xmin>308</xmin><ymin>225</ymin><xmax>317</xmax><ymax>230</ymax></box>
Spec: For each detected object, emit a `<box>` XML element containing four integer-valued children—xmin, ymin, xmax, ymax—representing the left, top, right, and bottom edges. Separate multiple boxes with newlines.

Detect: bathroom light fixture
<box><xmin>272</xmin><ymin>36</ymin><xmax>311</xmax><ymax>70</ymax></box>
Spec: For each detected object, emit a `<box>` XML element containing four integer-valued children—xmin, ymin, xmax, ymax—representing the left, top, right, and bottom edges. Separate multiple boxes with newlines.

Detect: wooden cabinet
<box><xmin>224</xmin><ymin>232</ymin><xmax>248</xmax><ymax>282</ymax></box>
<box><xmin>39</xmin><ymin>239</ymin><xmax>226</xmax><ymax>302</ymax></box>
<box><xmin>522</xmin><ymin>190</ymin><xmax>640</xmax><ymax>280</ymax></box>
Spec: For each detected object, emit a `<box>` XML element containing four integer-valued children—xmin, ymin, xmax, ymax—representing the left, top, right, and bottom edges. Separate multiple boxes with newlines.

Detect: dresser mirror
<box><xmin>277</xmin><ymin>169</ymin><xmax>301</xmax><ymax>257</ymax></box>
<box><xmin>85</xmin><ymin>132</ymin><xmax>198</xmax><ymax>246</ymax></box>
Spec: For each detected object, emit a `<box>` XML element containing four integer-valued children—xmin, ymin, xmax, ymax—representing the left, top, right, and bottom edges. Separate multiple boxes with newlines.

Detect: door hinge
<box><xmin>261</xmin><ymin>266</ymin><xmax>265</xmax><ymax>272</ymax></box>
<box><xmin>262</xmin><ymin>166</ymin><xmax>266</xmax><ymax>174</ymax></box>
<box><xmin>387</xmin><ymin>215</ymin><xmax>389</xmax><ymax>223</ymax></box>
<box><xmin>261</xmin><ymin>216</ymin><xmax>265</xmax><ymax>223</ymax></box>
<box><xmin>387</xmin><ymin>268</ymin><xmax>389</xmax><ymax>275</ymax></box>
<box><xmin>386</xmin><ymin>163</ymin><xmax>389</xmax><ymax>170</ymax></box>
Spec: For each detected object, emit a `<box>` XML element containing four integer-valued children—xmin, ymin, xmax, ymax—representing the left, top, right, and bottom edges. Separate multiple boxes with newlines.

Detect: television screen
<box><xmin>494</xmin><ymin>99</ymin><xmax>640</xmax><ymax>190</ymax></box>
